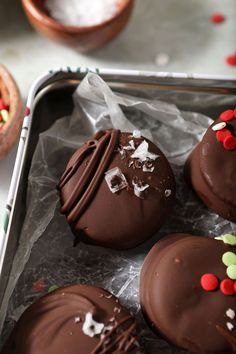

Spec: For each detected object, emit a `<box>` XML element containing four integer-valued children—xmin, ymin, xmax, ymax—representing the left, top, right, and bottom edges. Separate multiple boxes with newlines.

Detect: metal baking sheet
<box><xmin>0</xmin><ymin>68</ymin><xmax>236</xmax><ymax>349</ymax></box>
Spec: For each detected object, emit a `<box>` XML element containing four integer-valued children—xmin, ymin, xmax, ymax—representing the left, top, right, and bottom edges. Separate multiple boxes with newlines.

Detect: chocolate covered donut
<box><xmin>140</xmin><ymin>232</ymin><xmax>236</xmax><ymax>354</ymax></box>
<box><xmin>1</xmin><ymin>284</ymin><xmax>142</xmax><ymax>354</ymax></box>
<box><xmin>185</xmin><ymin>109</ymin><xmax>236</xmax><ymax>222</ymax></box>
<box><xmin>58</xmin><ymin>129</ymin><xmax>175</xmax><ymax>249</ymax></box>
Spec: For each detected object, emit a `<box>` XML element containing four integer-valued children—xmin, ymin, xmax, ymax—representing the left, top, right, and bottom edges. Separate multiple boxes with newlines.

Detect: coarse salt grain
<box><xmin>45</xmin><ymin>0</ymin><xmax>118</xmax><ymax>27</ymax></box>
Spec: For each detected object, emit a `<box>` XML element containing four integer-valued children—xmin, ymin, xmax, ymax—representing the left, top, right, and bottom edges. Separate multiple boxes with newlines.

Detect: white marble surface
<box><xmin>0</xmin><ymin>0</ymin><xmax>236</xmax><ymax>225</ymax></box>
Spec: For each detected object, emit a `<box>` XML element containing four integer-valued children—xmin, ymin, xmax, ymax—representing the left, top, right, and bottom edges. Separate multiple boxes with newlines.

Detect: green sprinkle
<box><xmin>1</xmin><ymin>109</ymin><xmax>9</xmax><ymax>123</ymax></box>
<box><xmin>227</xmin><ymin>265</ymin><xmax>236</xmax><ymax>280</ymax></box>
<box><xmin>222</xmin><ymin>252</ymin><xmax>236</xmax><ymax>266</ymax></box>
<box><xmin>215</xmin><ymin>234</ymin><xmax>236</xmax><ymax>246</ymax></box>
<box><xmin>48</xmin><ymin>285</ymin><xmax>59</xmax><ymax>293</ymax></box>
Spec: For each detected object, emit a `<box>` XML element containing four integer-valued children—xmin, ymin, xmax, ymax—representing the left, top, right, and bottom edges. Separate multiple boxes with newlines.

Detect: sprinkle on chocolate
<box><xmin>82</xmin><ymin>312</ymin><xmax>104</xmax><ymax>338</ymax></box>
<box><xmin>131</xmin><ymin>140</ymin><xmax>159</xmax><ymax>162</ymax></box>
<box><xmin>226</xmin><ymin>308</ymin><xmax>235</xmax><ymax>320</ymax></box>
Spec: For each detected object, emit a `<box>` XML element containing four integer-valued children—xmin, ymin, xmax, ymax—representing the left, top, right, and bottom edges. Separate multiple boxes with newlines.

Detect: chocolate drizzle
<box><xmin>58</xmin><ymin>129</ymin><xmax>119</xmax><ymax>223</ymax></box>
<box><xmin>92</xmin><ymin>315</ymin><xmax>138</xmax><ymax>354</ymax></box>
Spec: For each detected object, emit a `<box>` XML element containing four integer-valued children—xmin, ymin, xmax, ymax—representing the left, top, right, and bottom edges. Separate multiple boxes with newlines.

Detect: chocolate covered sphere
<box><xmin>1</xmin><ymin>284</ymin><xmax>141</xmax><ymax>354</ymax></box>
<box><xmin>185</xmin><ymin>110</ymin><xmax>236</xmax><ymax>222</ymax></box>
<box><xmin>58</xmin><ymin>129</ymin><xmax>176</xmax><ymax>249</ymax></box>
<box><xmin>140</xmin><ymin>233</ymin><xmax>236</xmax><ymax>354</ymax></box>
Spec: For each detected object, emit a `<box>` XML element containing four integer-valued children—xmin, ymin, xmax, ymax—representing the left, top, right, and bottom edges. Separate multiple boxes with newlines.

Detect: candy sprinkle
<box><xmin>1</xmin><ymin>109</ymin><xmax>9</xmax><ymax>123</ymax></box>
<box><xmin>226</xmin><ymin>308</ymin><xmax>235</xmax><ymax>320</ymax></box>
<box><xmin>226</xmin><ymin>322</ymin><xmax>234</xmax><ymax>331</ymax></box>
<box><xmin>220</xmin><ymin>279</ymin><xmax>235</xmax><ymax>295</ymax></box>
<box><xmin>220</xmin><ymin>110</ymin><xmax>235</xmax><ymax>122</ymax></box>
<box><xmin>226</xmin><ymin>53</ymin><xmax>236</xmax><ymax>67</ymax></box>
<box><xmin>212</xmin><ymin>122</ymin><xmax>226</xmax><ymax>131</ymax></box>
<box><xmin>222</xmin><ymin>252</ymin><xmax>236</xmax><ymax>267</ymax></box>
<box><xmin>211</xmin><ymin>13</ymin><xmax>225</xmax><ymax>24</ymax></box>
<box><xmin>215</xmin><ymin>234</ymin><xmax>236</xmax><ymax>246</ymax></box>
<box><xmin>227</xmin><ymin>265</ymin><xmax>236</xmax><ymax>280</ymax></box>
<box><xmin>216</xmin><ymin>129</ymin><xmax>232</xmax><ymax>143</ymax></box>
<box><xmin>0</xmin><ymin>99</ymin><xmax>9</xmax><ymax>111</ymax></box>
<box><xmin>201</xmin><ymin>273</ymin><xmax>219</xmax><ymax>291</ymax></box>
<box><xmin>223</xmin><ymin>136</ymin><xmax>236</xmax><ymax>151</ymax></box>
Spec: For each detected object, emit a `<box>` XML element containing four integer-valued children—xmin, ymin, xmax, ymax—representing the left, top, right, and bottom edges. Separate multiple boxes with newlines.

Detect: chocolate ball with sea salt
<box><xmin>58</xmin><ymin>129</ymin><xmax>176</xmax><ymax>249</ymax></box>
<box><xmin>1</xmin><ymin>284</ymin><xmax>141</xmax><ymax>354</ymax></box>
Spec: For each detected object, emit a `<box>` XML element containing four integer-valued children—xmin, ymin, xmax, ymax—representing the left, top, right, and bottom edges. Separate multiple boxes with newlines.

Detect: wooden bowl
<box><xmin>0</xmin><ymin>65</ymin><xmax>24</xmax><ymax>159</ymax></box>
<box><xmin>21</xmin><ymin>0</ymin><xmax>134</xmax><ymax>52</ymax></box>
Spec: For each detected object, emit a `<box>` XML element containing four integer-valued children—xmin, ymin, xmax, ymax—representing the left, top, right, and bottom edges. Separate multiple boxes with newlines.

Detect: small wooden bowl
<box><xmin>0</xmin><ymin>65</ymin><xmax>24</xmax><ymax>159</ymax></box>
<box><xmin>21</xmin><ymin>0</ymin><xmax>134</xmax><ymax>52</ymax></box>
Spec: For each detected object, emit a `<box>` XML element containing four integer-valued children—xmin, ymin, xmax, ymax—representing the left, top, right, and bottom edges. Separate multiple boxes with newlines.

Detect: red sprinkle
<box><xmin>32</xmin><ymin>278</ymin><xmax>46</xmax><ymax>292</ymax></box>
<box><xmin>0</xmin><ymin>99</ymin><xmax>9</xmax><ymax>111</ymax></box>
<box><xmin>24</xmin><ymin>107</ymin><xmax>30</xmax><ymax>117</ymax></box>
<box><xmin>220</xmin><ymin>109</ymin><xmax>235</xmax><ymax>122</ymax></box>
<box><xmin>216</xmin><ymin>128</ymin><xmax>232</xmax><ymax>142</ymax></box>
<box><xmin>220</xmin><ymin>279</ymin><xmax>235</xmax><ymax>295</ymax></box>
<box><xmin>223</xmin><ymin>135</ymin><xmax>236</xmax><ymax>151</ymax></box>
<box><xmin>211</xmin><ymin>13</ymin><xmax>225</xmax><ymax>24</ymax></box>
<box><xmin>226</xmin><ymin>53</ymin><xmax>236</xmax><ymax>66</ymax></box>
<box><xmin>201</xmin><ymin>273</ymin><xmax>219</xmax><ymax>291</ymax></box>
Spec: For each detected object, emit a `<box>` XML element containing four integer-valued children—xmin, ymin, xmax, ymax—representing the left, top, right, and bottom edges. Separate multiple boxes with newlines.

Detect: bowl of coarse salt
<box><xmin>0</xmin><ymin>65</ymin><xmax>24</xmax><ymax>159</ymax></box>
<box><xmin>21</xmin><ymin>0</ymin><xmax>134</xmax><ymax>52</ymax></box>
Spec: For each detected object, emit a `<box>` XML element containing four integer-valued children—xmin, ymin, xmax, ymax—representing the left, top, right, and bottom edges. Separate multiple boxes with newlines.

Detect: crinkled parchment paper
<box><xmin>1</xmin><ymin>73</ymin><xmax>235</xmax><ymax>353</ymax></box>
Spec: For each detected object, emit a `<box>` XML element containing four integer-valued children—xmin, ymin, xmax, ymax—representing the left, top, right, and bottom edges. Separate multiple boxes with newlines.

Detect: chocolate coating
<box><xmin>1</xmin><ymin>284</ymin><xmax>141</xmax><ymax>354</ymax></box>
<box><xmin>140</xmin><ymin>233</ymin><xmax>236</xmax><ymax>354</ymax></box>
<box><xmin>58</xmin><ymin>129</ymin><xmax>176</xmax><ymax>249</ymax></box>
<box><xmin>185</xmin><ymin>117</ymin><xmax>236</xmax><ymax>222</ymax></box>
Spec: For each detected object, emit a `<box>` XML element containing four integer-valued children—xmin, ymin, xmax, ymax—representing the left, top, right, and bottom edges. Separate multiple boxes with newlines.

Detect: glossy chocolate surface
<box><xmin>58</xmin><ymin>129</ymin><xmax>176</xmax><ymax>249</ymax></box>
<box><xmin>185</xmin><ymin>117</ymin><xmax>236</xmax><ymax>222</ymax></box>
<box><xmin>1</xmin><ymin>284</ymin><xmax>141</xmax><ymax>354</ymax></box>
<box><xmin>140</xmin><ymin>234</ymin><xmax>236</xmax><ymax>354</ymax></box>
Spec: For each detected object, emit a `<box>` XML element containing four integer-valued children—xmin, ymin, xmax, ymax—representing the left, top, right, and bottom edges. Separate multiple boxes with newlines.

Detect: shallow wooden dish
<box><xmin>21</xmin><ymin>0</ymin><xmax>134</xmax><ymax>52</ymax></box>
<box><xmin>0</xmin><ymin>65</ymin><xmax>24</xmax><ymax>159</ymax></box>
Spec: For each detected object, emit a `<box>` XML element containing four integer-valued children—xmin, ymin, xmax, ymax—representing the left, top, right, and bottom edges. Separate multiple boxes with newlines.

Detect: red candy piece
<box><xmin>234</xmin><ymin>108</ymin><xmax>236</xmax><ymax>118</ymax></box>
<box><xmin>0</xmin><ymin>98</ymin><xmax>9</xmax><ymax>111</ymax></box>
<box><xmin>234</xmin><ymin>282</ymin><xmax>236</xmax><ymax>293</ymax></box>
<box><xmin>211</xmin><ymin>13</ymin><xmax>225</xmax><ymax>24</ymax></box>
<box><xmin>32</xmin><ymin>278</ymin><xmax>46</xmax><ymax>292</ymax></box>
<box><xmin>220</xmin><ymin>109</ymin><xmax>235</xmax><ymax>122</ymax></box>
<box><xmin>24</xmin><ymin>107</ymin><xmax>30</xmax><ymax>117</ymax></box>
<box><xmin>201</xmin><ymin>273</ymin><xmax>219</xmax><ymax>291</ymax></box>
<box><xmin>226</xmin><ymin>54</ymin><xmax>236</xmax><ymax>66</ymax></box>
<box><xmin>216</xmin><ymin>128</ymin><xmax>232</xmax><ymax>142</ymax></box>
<box><xmin>223</xmin><ymin>135</ymin><xmax>236</xmax><ymax>151</ymax></box>
<box><xmin>220</xmin><ymin>279</ymin><xmax>235</xmax><ymax>295</ymax></box>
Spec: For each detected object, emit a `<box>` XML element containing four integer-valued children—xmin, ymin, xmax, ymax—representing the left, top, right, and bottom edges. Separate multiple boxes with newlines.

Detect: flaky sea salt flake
<box><xmin>82</xmin><ymin>313</ymin><xmax>104</xmax><ymax>337</ymax></box>
<box><xmin>132</xmin><ymin>180</ymin><xmax>149</xmax><ymax>198</ymax></box>
<box><xmin>123</xmin><ymin>140</ymin><xmax>135</xmax><ymax>151</ymax></box>
<box><xmin>105</xmin><ymin>167</ymin><xmax>128</xmax><ymax>193</ymax></box>
<box><xmin>132</xmin><ymin>130</ymin><xmax>141</xmax><ymax>138</ymax></box>
<box><xmin>131</xmin><ymin>140</ymin><xmax>159</xmax><ymax>162</ymax></box>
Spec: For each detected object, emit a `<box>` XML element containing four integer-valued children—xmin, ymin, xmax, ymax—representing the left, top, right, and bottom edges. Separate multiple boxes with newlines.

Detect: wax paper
<box><xmin>0</xmin><ymin>73</ymin><xmax>235</xmax><ymax>353</ymax></box>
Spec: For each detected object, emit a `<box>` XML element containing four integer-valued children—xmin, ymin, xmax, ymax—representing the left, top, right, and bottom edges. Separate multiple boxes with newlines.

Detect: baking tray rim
<box><xmin>1</xmin><ymin>66</ymin><xmax>236</xmax><ymax>278</ymax></box>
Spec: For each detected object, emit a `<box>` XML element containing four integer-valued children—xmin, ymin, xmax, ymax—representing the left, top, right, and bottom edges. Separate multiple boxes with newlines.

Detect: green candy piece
<box><xmin>227</xmin><ymin>265</ymin><xmax>236</xmax><ymax>280</ymax></box>
<box><xmin>48</xmin><ymin>285</ymin><xmax>59</xmax><ymax>293</ymax></box>
<box><xmin>222</xmin><ymin>252</ymin><xmax>236</xmax><ymax>266</ymax></box>
<box><xmin>1</xmin><ymin>109</ymin><xmax>9</xmax><ymax>123</ymax></box>
<box><xmin>215</xmin><ymin>234</ymin><xmax>236</xmax><ymax>246</ymax></box>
